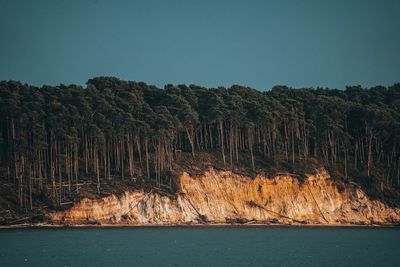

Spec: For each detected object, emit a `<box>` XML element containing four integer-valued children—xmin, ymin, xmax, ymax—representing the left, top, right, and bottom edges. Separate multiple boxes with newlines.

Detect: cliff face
<box><xmin>51</xmin><ymin>168</ymin><xmax>400</xmax><ymax>225</ymax></box>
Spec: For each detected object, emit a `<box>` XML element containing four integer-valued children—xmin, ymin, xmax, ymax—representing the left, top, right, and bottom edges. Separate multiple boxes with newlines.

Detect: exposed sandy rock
<box><xmin>51</xmin><ymin>168</ymin><xmax>400</xmax><ymax>225</ymax></box>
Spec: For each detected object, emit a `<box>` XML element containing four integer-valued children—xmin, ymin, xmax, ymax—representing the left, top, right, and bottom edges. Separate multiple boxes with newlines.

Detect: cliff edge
<box><xmin>51</xmin><ymin>168</ymin><xmax>400</xmax><ymax>226</ymax></box>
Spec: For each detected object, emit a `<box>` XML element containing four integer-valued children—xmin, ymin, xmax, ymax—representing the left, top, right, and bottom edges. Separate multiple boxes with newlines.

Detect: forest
<box><xmin>1</xmin><ymin>77</ymin><xmax>400</xmax><ymax>210</ymax></box>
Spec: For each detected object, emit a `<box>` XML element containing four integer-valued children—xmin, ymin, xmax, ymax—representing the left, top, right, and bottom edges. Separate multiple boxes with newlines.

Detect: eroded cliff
<box><xmin>51</xmin><ymin>168</ymin><xmax>400</xmax><ymax>225</ymax></box>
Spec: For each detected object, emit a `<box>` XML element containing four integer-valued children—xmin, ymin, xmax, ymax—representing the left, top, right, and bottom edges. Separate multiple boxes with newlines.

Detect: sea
<box><xmin>0</xmin><ymin>226</ymin><xmax>399</xmax><ymax>266</ymax></box>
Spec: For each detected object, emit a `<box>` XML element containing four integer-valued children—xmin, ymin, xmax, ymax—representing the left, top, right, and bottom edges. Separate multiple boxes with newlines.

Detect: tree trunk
<box><xmin>185</xmin><ymin>126</ymin><xmax>195</xmax><ymax>157</ymax></box>
<box><xmin>145</xmin><ymin>138</ymin><xmax>150</xmax><ymax>180</ymax></box>
<box><xmin>219</xmin><ymin>119</ymin><xmax>225</xmax><ymax>165</ymax></box>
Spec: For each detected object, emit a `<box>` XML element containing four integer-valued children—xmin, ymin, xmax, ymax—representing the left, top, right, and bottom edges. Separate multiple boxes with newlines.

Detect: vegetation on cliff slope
<box><xmin>0</xmin><ymin>77</ymin><xmax>400</xmax><ymax>214</ymax></box>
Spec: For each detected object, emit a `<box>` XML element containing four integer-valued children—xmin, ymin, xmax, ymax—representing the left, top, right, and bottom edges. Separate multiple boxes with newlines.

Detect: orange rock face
<box><xmin>51</xmin><ymin>168</ymin><xmax>400</xmax><ymax>225</ymax></box>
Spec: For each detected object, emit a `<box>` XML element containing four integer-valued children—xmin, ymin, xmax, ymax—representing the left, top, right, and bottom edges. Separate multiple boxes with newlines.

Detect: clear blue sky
<box><xmin>0</xmin><ymin>0</ymin><xmax>399</xmax><ymax>90</ymax></box>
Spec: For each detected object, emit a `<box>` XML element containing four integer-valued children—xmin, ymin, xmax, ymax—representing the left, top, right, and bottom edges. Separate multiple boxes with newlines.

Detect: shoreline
<box><xmin>1</xmin><ymin>222</ymin><xmax>400</xmax><ymax>229</ymax></box>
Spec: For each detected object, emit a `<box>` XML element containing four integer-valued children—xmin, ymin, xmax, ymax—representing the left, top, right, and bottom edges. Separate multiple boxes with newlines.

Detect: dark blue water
<box><xmin>0</xmin><ymin>227</ymin><xmax>399</xmax><ymax>267</ymax></box>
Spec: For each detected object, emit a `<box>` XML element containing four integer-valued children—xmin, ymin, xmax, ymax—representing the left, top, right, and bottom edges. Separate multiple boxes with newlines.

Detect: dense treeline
<box><xmin>1</xmin><ymin>77</ymin><xmax>400</xmax><ymax>209</ymax></box>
